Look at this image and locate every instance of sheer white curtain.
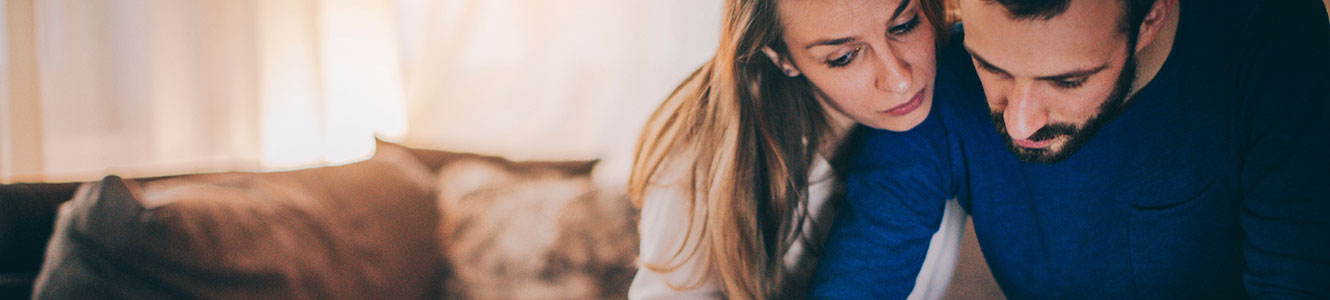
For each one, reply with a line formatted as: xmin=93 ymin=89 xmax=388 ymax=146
xmin=2 ymin=0 xmax=408 ymax=183
xmin=396 ymin=0 xmax=719 ymax=158
xmin=1 ymin=0 xmax=720 ymax=184
xmin=395 ymin=0 xmax=720 ymax=187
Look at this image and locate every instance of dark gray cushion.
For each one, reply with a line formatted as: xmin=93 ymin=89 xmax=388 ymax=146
xmin=0 ymin=182 xmax=80 ymax=299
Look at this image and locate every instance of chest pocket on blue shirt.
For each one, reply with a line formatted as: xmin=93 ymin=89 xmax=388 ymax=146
xmin=1127 ymin=172 xmax=1243 ymax=299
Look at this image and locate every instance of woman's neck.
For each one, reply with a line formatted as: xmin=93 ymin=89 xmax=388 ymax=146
xmin=818 ymin=102 xmax=856 ymax=160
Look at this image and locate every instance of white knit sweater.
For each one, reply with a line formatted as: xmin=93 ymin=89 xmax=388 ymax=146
xmin=629 ymin=156 xmax=967 ymax=299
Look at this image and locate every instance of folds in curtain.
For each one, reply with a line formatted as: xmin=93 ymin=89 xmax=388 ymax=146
xmin=0 ymin=0 xmax=407 ymax=183
xmin=2 ymin=0 xmax=722 ymax=184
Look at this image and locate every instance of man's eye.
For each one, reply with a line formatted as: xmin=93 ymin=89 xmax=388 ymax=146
xmin=889 ymin=15 xmax=922 ymax=36
xmin=1052 ymin=79 xmax=1086 ymax=89
xmin=976 ymin=62 xmax=1011 ymax=79
xmin=827 ymin=48 xmax=860 ymax=68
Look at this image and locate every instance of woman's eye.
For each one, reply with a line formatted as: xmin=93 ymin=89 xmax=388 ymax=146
xmin=827 ymin=48 xmax=860 ymax=68
xmin=889 ymin=15 xmax=922 ymax=36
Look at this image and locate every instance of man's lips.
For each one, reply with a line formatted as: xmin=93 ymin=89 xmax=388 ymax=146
xmin=1014 ymin=138 xmax=1053 ymax=149
xmin=882 ymin=88 xmax=925 ymax=116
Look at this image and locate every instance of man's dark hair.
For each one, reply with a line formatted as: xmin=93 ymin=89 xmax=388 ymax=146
xmin=985 ymin=0 xmax=1158 ymax=38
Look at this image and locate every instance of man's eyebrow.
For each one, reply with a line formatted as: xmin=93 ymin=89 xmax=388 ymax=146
xmin=965 ymin=45 xmax=1009 ymax=75
xmin=804 ymin=0 xmax=913 ymax=50
xmin=1034 ymin=64 xmax=1109 ymax=81
xmin=965 ymin=44 xmax=1109 ymax=80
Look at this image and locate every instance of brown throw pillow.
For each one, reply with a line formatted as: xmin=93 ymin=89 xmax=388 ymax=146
xmin=32 ymin=144 xmax=444 ymax=300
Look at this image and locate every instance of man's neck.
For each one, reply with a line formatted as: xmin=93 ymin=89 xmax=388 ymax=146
xmin=1130 ymin=1 xmax=1181 ymax=97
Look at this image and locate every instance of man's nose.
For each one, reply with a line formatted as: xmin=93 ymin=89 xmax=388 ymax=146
xmin=1004 ymin=81 xmax=1047 ymax=140
xmin=875 ymin=46 xmax=913 ymax=94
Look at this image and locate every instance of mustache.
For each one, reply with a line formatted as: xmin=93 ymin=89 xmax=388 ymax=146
xmin=989 ymin=111 xmax=1080 ymax=142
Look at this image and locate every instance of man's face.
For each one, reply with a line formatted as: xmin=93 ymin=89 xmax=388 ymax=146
xmin=960 ymin=0 xmax=1137 ymax=164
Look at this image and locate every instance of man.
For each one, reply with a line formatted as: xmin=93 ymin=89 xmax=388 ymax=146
xmin=810 ymin=0 xmax=1330 ymax=298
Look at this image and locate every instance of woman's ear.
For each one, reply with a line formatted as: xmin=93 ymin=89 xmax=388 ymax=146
xmin=761 ymin=47 xmax=802 ymax=77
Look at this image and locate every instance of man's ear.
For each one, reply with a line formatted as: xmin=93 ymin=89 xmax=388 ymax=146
xmin=761 ymin=47 xmax=802 ymax=77
xmin=1133 ymin=0 xmax=1175 ymax=53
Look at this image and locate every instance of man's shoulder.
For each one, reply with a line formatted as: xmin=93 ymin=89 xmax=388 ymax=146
xmin=846 ymin=108 xmax=966 ymax=201
xmin=1181 ymin=0 xmax=1327 ymax=39
xmin=849 ymin=115 xmax=950 ymax=170
xmin=937 ymin=26 xmax=978 ymax=85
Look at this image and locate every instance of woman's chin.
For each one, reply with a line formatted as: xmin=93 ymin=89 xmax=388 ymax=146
xmin=865 ymin=99 xmax=932 ymax=132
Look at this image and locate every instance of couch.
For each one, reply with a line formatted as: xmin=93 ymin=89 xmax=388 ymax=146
xmin=0 ymin=141 xmax=999 ymax=299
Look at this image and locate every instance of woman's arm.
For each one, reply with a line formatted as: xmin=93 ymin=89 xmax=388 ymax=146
xmin=906 ymin=198 xmax=967 ymax=300
xmin=629 ymin=178 xmax=724 ymax=300
xmin=809 ymin=120 xmax=959 ymax=299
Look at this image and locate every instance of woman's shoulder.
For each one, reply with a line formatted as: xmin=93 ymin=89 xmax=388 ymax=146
xmin=631 ymin=153 xmax=724 ymax=299
xmin=808 ymin=154 xmax=837 ymax=185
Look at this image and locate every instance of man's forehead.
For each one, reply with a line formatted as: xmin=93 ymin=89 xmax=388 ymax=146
xmin=959 ymin=0 xmax=1123 ymax=18
xmin=959 ymin=0 xmax=1126 ymax=76
xmin=959 ymin=0 xmax=1124 ymax=34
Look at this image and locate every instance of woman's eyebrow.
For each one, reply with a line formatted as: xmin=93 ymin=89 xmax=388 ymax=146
xmin=805 ymin=37 xmax=858 ymax=49
xmin=889 ymin=0 xmax=914 ymax=23
xmin=804 ymin=0 xmax=914 ymax=50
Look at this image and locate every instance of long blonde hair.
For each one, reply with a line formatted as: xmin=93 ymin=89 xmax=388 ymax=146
xmin=628 ymin=0 xmax=950 ymax=298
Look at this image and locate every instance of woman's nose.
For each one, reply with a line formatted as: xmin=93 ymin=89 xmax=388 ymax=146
xmin=875 ymin=46 xmax=913 ymax=94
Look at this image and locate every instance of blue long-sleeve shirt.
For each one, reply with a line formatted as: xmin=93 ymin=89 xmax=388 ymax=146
xmin=810 ymin=0 xmax=1330 ymax=298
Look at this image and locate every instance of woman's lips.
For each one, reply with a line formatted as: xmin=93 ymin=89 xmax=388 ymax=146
xmin=882 ymin=88 xmax=925 ymax=117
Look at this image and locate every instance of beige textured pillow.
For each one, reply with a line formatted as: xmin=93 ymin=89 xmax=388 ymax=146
xmin=435 ymin=157 xmax=638 ymax=299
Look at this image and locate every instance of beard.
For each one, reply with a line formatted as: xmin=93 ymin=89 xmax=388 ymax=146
xmin=989 ymin=48 xmax=1138 ymax=164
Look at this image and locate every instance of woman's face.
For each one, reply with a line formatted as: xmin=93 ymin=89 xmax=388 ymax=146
xmin=770 ymin=0 xmax=937 ymax=132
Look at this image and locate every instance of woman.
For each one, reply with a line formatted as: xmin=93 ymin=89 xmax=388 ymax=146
xmin=627 ymin=0 xmax=967 ymax=299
